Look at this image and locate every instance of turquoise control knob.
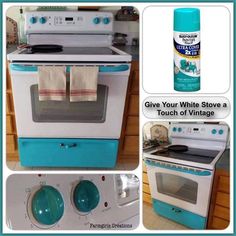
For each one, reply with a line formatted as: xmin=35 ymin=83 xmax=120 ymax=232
xmin=29 ymin=17 xmax=37 ymax=24
xmin=219 ymin=129 xmax=224 ymax=135
xmin=93 ymin=17 xmax=100 ymax=24
xmin=73 ymin=180 xmax=100 ymax=212
xmin=178 ymin=127 xmax=182 ymax=132
xmin=39 ymin=17 xmax=46 ymax=24
xmin=31 ymin=186 xmax=64 ymax=226
xmin=103 ymin=17 xmax=110 ymax=24
xmin=172 ymin=127 xmax=177 ymax=132
xmin=211 ymin=129 xmax=217 ymax=134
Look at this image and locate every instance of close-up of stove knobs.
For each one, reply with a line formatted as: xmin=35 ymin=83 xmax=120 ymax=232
xmin=31 ymin=186 xmax=64 ymax=226
xmin=73 ymin=180 xmax=100 ymax=212
xmin=39 ymin=17 xmax=47 ymax=24
xmin=29 ymin=16 xmax=37 ymax=24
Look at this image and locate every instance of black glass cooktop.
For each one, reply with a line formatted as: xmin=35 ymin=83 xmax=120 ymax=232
xmin=152 ymin=147 xmax=220 ymax=164
xmin=19 ymin=47 xmax=119 ymax=55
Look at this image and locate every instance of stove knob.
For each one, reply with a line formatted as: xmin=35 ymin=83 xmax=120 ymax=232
xmin=39 ymin=17 xmax=47 ymax=24
xmin=31 ymin=186 xmax=64 ymax=226
xmin=178 ymin=127 xmax=182 ymax=132
xmin=93 ymin=17 xmax=100 ymax=24
xmin=219 ymin=129 xmax=224 ymax=135
xmin=211 ymin=129 xmax=217 ymax=135
xmin=29 ymin=16 xmax=37 ymax=24
xmin=73 ymin=180 xmax=100 ymax=212
xmin=172 ymin=127 xmax=177 ymax=132
xmin=103 ymin=17 xmax=110 ymax=24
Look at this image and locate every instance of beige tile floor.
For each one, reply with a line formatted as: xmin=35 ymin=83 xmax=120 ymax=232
xmin=143 ymin=202 xmax=189 ymax=230
xmin=7 ymin=160 xmax=138 ymax=171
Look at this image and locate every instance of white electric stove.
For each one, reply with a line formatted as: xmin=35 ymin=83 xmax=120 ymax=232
xmin=7 ymin=11 xmax=132 ymax=168
xmin=6 ymin=174 xmax=139 ymax=230
xmin=144 ymin=123 xmax=229 ymax=229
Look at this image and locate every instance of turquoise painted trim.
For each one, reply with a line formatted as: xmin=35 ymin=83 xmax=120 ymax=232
xmin=10 ymin=64 xmax=37 ymax=72
xmin=152 ymin=198 xmax=207 ymax=229
xmin=18 ymin=138 xmax=118 ymax=168
xmin=145 ymin=159 xmax=212 ymax=176
xmin=99 ymin=64 xmax=129 ymax=72
xmin=10 ymin=64 xmax=129 ymax=72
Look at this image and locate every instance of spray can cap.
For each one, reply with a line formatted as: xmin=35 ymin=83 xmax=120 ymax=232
xmin=174 ymin=8 xmax=200 ymax=32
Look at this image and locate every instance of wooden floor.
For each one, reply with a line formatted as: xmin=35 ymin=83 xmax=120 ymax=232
xmin=7 ymin=159 xmax=138 ymax=171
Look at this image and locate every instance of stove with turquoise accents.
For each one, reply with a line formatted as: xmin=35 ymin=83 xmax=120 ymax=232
xmin=143 ymin=123 xmax=229 ymax=229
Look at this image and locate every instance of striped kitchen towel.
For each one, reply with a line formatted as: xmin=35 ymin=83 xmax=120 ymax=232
xmin=38 ymin=66 xmax=66 ymax=101
xmin=70 ymin=66 xmax=99 ymax=102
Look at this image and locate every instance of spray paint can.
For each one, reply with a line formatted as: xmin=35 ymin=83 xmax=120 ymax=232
xmin=174 ymin=8 xmax=200 ymax=91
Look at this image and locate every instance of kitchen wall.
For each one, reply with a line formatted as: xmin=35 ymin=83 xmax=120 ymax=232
xmin=114 ymin=21 xmax=139 ymax=45
xmin=6 ymin=6 xmax=139 ymax=46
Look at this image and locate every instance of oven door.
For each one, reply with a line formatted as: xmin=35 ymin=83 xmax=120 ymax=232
xmin=10 ymin=63 xmax=130 ymax=138
xmin=145 ymin=159 xmax=213 ymax=217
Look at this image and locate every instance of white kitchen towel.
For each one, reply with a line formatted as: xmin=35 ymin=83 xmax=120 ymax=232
xmin=70 ymin=66 xmax=99 ymax=102
xmin=38 ymin=66 xmax=66 ymax=101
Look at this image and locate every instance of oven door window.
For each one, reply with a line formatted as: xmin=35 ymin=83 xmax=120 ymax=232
xmin=31 ymin=84 xmax=108 ymax=123
xmin=156 ymin=173 xmax=198 ymax=204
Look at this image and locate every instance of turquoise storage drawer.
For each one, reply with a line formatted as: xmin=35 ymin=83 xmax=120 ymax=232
xmin=18 ymin=138 xmax=118 ymax=168
xmin=152 ymin=199 xmax=206 ymax=229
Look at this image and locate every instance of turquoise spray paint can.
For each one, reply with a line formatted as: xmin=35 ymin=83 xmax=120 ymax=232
xmin=174 ymin=8 xmax=200 ymax=91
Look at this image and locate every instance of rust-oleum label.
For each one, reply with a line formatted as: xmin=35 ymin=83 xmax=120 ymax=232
xmin=174 ymin=31 xmax=200 ymax=92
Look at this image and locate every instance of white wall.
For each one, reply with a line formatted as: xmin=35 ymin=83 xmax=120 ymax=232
xmin=6 ymin=6 xmax=77 ymax=22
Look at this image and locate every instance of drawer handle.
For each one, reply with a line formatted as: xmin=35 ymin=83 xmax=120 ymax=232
xmin=172 ymin=207 xmax=182 ymax=213
xmin=60 ymin=143 xmax=77 ymax=148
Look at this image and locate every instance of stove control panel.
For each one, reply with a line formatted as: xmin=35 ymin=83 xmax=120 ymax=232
xmin=6 ymin=174 xmax=139 ymax=230
xmin=25 ymin=11 xmax=113 ymax=34
xmin=170 ymin=123 xmax=229 ymax=142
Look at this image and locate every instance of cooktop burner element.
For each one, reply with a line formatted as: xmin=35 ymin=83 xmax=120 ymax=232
xmin=20 ymin=47 xmax=119 ymax=55
xmin=30 ymin=44 xmax=63 ymax=53
xmin=167 ymin=145 xmax=188 ymax=152
xmin=152 ymin=147 xmax=220 ymax=164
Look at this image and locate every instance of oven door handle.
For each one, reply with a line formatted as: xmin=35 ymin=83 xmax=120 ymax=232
xmin=145 ymin=159 xmax=212 ymax=176
xmin=10 ymin=64 xmax=129 ymax=73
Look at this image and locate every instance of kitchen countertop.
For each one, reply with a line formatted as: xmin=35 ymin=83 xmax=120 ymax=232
xmin=216 ymin=149 xmax=229 ymax=172
xmin=6 ymin=44 xmax=18 ymax=54
xmin=115 ymin=45 xmax=139 ymax=61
